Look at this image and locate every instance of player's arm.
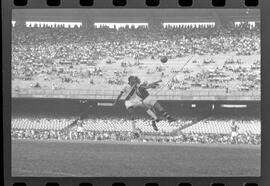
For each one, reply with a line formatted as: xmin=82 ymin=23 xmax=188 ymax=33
xmin=141 ymin=80 xmax=162 ymax=89
xmin=113 ymin=90 xmax=124 ymax=106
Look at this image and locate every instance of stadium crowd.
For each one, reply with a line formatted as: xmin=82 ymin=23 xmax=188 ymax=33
xmin=12 ymin=22 xmax=260 ymax=92
xmin=11 ymin=114 xmax=261 ymax=145
xmin=11 ymin=116 xmax=194 ymax=133
xmin=12 ymin=22 xmax=260 ymax=61
xmin=169 ymin=58 xmax=260 ymax=91
xmin=11 ymin=128 xmax=261 ymax=145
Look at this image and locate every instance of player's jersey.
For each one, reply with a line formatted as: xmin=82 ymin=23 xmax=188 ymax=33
xmin=77 ymin=121 xmax=85 ymax=132
xmin=122 ymin=85 xmax=139 ymax=100
xmin=136 ymin=85 xmax=150 ymax=100
xmin=231 ymin=125 xmax=239 ymax=132
xmin=77 ymin=126 xmax=85 ymax=132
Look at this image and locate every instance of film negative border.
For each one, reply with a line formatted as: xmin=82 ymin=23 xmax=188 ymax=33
xmin=9 ymin=0 xmax=260 ymax=8
xmin=11 ymin=0 xmax=260 ymax=7
xmin=2 ymin=0 xmax=269 ymax=186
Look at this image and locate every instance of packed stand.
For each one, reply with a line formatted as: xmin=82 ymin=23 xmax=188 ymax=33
xmin=167 ymin=57 xmax=260 ymax=92
xmin=181 ymin=116 xmax=260 ymax=134
xmin=11 ymin=115 xmax=261 ymax=145
xmin=12 ymin=22 xmax=260 ymax=93
xmin=12 ymin=115 xmax=193 ymax=133
xmin=11 ymin=128 xmax=261 ymax=145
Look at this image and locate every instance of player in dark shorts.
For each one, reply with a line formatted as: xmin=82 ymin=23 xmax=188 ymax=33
xmin=114 ymin=75 xmax=176 ymax=132
xmin=135 ymin=76 xmax=176 ymax=127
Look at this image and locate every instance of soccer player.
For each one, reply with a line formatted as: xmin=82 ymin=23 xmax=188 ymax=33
xmin=230 ymin=121 xmax=239 ymax=144
xmin=76 ymin=120 xmax=85 ymax=140
xmin=135 ymin=76 xmax=176 ymax=123
xmin=113 ymin=75 xmax=176 ymax=132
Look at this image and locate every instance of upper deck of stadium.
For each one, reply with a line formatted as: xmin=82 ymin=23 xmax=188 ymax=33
xmin=11 ymin=9 xmax=260 ymax=101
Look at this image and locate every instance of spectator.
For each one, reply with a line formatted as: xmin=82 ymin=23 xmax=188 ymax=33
xmin=12 ymin=22 xmax=260 ymax=93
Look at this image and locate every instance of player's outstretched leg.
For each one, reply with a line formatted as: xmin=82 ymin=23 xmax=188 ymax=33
xmin=153 ymin=102 xmax=176 ymax=122
xmin=145 ymin=108 xmax=160 ymax=131
xmin=151 ymin=120 xmax=159 ymax=131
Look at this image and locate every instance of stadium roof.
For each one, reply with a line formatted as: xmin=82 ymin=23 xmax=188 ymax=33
xmin=13 ymin=9 xmax=260 ymax=22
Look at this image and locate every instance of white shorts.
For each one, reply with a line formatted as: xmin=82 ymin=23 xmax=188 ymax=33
xmin=77 ymin=126 xmax=85 ymax=133
xmin=125 ymin=96 xmax=158 ymax=110
xmin=231 ymin=132 xmax=238 ymax=137
xmin=143 ymin=96 xmax=157 ymax=108
xmin=125 ymin=98 xmax=143 ymax=109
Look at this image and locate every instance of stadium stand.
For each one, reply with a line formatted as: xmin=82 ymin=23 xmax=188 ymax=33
xmin=81 ymin=118 xmax=193 ymax=133
xmin=12 ymin=117 xmax=73 ymax=130
xmin=181 ymin=117 xmax=260 ymax=134
xmin=11 ymin=116 xmax=193 ymax=133
xmin=11 ymin=11 xmax=261 ymax=145
xmin=12 ymin=22 xmax=260 ymax=97
xmin=11 ymin=113 xmax=261 ymax=145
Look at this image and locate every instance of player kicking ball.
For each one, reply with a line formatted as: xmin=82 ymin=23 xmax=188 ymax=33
xmin=113 ymin=75 xmax=176 ymax=134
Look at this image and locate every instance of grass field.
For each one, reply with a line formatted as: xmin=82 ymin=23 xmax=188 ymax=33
xmin=12 ymin=139 xmax=260 ymax=177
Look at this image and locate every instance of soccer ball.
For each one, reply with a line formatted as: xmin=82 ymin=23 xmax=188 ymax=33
xmin=160 ymin=56 xmax=168 ymax=63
